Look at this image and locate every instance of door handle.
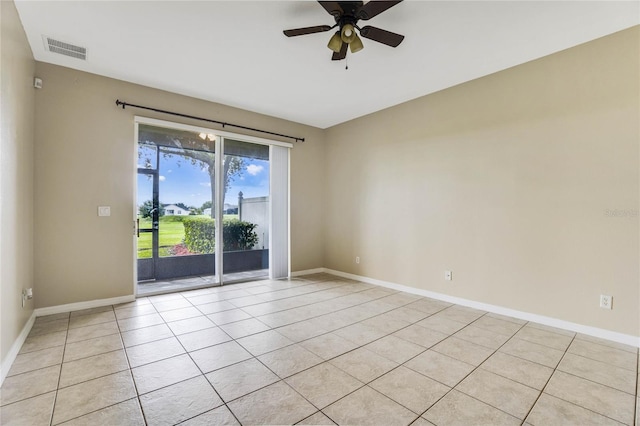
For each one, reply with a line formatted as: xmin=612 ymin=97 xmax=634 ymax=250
xmin=136 ymin=218 xmax=140 ymax=237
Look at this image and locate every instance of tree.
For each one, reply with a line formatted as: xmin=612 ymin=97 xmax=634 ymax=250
xmin=138 ymin=200 xmax=165 ymax=218
xmin=138 ymin=130 xmax=244 ymax=218
xmin=201 ymin=201 xmax=212 ymax=210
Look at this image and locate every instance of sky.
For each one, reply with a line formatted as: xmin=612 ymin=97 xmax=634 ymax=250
xmin=137 ymin=151 xmax=270 ymax=210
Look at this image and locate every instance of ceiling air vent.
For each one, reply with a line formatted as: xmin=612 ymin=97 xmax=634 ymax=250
xmin=43 ymin=36 xmax=87 ymax=60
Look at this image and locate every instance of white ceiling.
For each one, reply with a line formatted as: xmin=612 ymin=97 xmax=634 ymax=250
xmin=15 ymin=1 xmax=639 ymax=129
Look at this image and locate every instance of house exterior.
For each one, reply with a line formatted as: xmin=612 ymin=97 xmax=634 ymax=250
xmin=203 ymin=204 xmax=238 ymax=217
xmin=163 ymin=204 xmax=190 ymax=216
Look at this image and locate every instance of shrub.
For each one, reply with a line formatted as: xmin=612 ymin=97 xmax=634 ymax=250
xmin=183 ymin=217 xmax=259 ymax=254
xmin=183 ymin=217 xmax=215 ymax=254
xmin=223 ymin=219 xmax=259 ymax=251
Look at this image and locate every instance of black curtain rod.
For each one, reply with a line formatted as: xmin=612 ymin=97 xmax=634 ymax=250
xmin=115 ymin=99 xmax=305 ymax=143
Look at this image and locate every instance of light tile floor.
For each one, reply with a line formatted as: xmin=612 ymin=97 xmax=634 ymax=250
xmin=1 ymin=273 xmax=638 ymax=425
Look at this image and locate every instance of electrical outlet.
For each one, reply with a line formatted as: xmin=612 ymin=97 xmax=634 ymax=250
xmin=21 ymin=288 xmax=33 ymax=308
xmin=355 ymin=256 xmax=360 ymax=264
xmin=599 ymin=294 xmax=612 ymax=310
xmin=445 ymin=270 xmax=452 ymax=281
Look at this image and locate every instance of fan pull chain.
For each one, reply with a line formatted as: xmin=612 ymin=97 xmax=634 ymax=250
xmin=345 ymin=57 xmax=349 ymax=70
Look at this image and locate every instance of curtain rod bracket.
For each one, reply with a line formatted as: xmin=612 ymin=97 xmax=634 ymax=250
xmin=114 ymin=99 xmax=304 ymax=143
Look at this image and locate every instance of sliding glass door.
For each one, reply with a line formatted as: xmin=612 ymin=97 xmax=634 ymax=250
xmin=135 ymin=119 xmax=289 ymax=295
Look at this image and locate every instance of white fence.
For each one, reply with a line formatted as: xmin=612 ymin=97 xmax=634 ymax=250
xmin=238 ymin=193 xmax=269 ymax=250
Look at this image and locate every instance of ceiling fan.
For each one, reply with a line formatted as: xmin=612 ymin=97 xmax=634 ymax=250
xmin=283 ymin=1 xmax=405 ymax=61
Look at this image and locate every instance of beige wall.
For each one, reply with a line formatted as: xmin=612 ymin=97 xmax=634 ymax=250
xmin=33 ymin=63 xmax=325 ymax=308
xmin=325 ymin=27 xmax=639 ymax=336
xmin=1 ymin=1 xmax=36 ymax=364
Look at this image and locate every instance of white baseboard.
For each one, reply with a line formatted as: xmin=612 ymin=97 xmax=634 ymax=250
xmin=34 ymin=294 xmax=135 ymax=317
xmin=1 ymin=311 xmax=36 ymax=386
xmin=298 ymin=268 xmax=640 ymax=348
xmin=291 ymin=268 xmax=326 ymax=277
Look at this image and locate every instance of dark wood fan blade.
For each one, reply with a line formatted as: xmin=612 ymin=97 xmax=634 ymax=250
xmin=284 ymin=25 xmax=332 ymax=37
xmin=359 ymin=25 xmax=404 ymax=47
xmin=331 ymin=41 xmax=348 ymax=60
xmin=357 ymin=0 xmax=403 ymax=20
xmin=318 ymin=1 xmax=343 ymax=17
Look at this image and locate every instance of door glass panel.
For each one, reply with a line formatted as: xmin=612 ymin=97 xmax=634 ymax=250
xmin=158 ymin=145 xmax=215 ymax=258
xmin=222 ymin=139 xmax=270 ymax=282
xmin=137 ymin=125 xmax=218 ymax=291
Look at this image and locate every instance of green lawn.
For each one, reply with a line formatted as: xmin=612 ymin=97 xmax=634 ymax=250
xmin=138 ymin=218 xmax=186 ymax=258
xmin=137 ymin=214 xmax=239 ymax=258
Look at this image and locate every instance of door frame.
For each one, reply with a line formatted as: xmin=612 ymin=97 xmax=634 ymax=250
xmin=133 ymin=116 xmax=292 ymax=297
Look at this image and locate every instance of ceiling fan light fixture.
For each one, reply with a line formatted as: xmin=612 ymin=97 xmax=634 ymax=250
xmin=341 ymin=24 xmax=356 ymax=44
xmin=284 ymin=0 xmax=405 ymax=61
xmin=350 ymin=33 xmax=364 ymax=53
xmin=327 ymin=31 xmax=343 ymax=52
xmin=199 ymin=132 xmax=215 ymax=141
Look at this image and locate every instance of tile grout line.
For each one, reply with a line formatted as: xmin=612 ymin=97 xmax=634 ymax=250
xmin=262 ymin=290 xmax=417 ymax=342
xmin=113 ymin=304 xmax=151 ymax=426
xmin=635 ymin=352 xmax=639 ymax=426
xmin=131 ymin=305 xmax=216 ymax=425
xmin=413 ymin=312 xmax=530 ymax=424
xmin=47 ymin=311 xmax=70 ymax=426
xmin=54 ymin=305 xmax=150 ymax=425
xmin=155 ymin=293 xmax=248 ymax=426
xmin=48 ymin=306 xmax=147 ymax=426
xmin=185 ymin=282 xmax=361 ymax=424
xmin=280 ymin=307 xmax=491 ymax=423
xmin=557 ymin=352 xmax=639 ymax=390
xmin=175 ymin=278 xmax=375 ymax=329
xmin=520 ymin=334 xmax=636 ymax=425
xmin=301 ymin=308 xmax=523 ymax=423
xmin=165 ymin=278 xmax=413 ymax=422
xmin=519 ymin=333 xmax=576 ymax=424
xmin=543 ymin=369 xmax=639 ymax=421
xmin=226 ymin=284 xmax=376 ymax=420
xmin=151 ymin=284 xmax=324 ymax=424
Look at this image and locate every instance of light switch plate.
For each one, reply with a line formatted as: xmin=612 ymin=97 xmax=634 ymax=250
xmin=98 ymin=206 xmax=111 ymax=217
